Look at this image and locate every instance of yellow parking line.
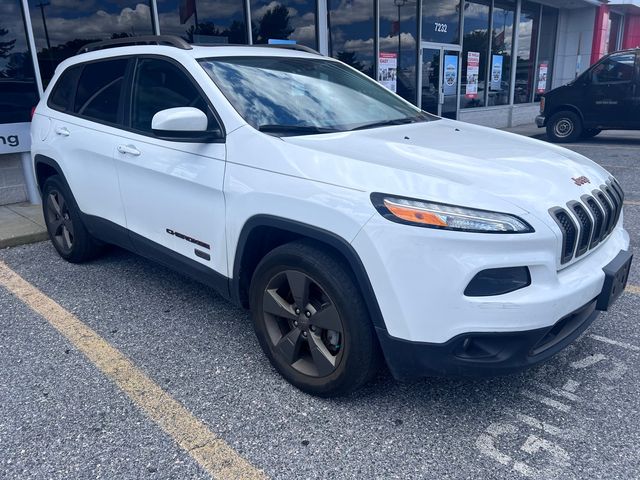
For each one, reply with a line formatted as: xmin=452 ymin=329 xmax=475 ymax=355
xmin=0 ymin=261 xmax=266 ymax=480
xmin=628 ymin=284 xmax=640 ymax=296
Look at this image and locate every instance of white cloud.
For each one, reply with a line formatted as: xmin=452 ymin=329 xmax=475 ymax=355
xmin=30 ymin=3 xmax=153 ymax=46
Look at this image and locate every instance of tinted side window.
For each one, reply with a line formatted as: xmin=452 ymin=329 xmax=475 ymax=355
xmin=131 ymin=58 xmax=212 ymax=133
xmin=75 ymin=59 xmax=128 ymax=124
xmin=49 ymin=66 xmax=82 ymax=112
xmin=592 ymin=53 xmax=636 ymax=84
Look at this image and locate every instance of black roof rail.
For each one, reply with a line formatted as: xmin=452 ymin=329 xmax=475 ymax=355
xmin=263 ymin=44 xmax=322 ymax=55
xmin=78 ymin=35 xmax=192 ymax=55
xmin=190 ymin=42 xmax=323 ymax=56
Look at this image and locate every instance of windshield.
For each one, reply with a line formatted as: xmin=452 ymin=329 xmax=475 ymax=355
xmin=198 ymin=56 xmax=435 ymax=135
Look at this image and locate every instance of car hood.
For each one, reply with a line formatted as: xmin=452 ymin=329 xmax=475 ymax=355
xmin=281 ymin=119 xmax=613 ymax=216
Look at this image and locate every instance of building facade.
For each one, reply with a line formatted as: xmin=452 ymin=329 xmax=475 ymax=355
xmin=1 ymin=0 xmax=639 ymax=205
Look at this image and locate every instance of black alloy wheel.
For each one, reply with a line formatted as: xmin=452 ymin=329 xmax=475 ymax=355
xmin=250 ymin=241 xmax=381 ymax=396
xmin=42 ymin=175 xmax=102 ymax=263
xmin=45 ymin=188 xmax=75 ymax=255
xmin=262 ymin=269 xmax=344 ymax=377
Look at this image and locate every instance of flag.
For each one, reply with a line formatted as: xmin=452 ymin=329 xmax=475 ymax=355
xmin=179 ymin=0 xmax=196 ymax=24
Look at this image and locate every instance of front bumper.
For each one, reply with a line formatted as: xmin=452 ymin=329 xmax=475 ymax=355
xmin=536 ymin=115 xmax=547 ymax=128
xmin=377 ymin=298 xmax=599 ymax=379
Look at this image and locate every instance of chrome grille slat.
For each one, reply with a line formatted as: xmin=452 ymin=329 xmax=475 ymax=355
xmin=604 ymin=184 xmax=622 ymax=228
xmin=568 ymin=202 xmax=592 ymax=258
xmin=583 ymin=195 xmax=605 ymax=248
xmin=595 ymin=190 xmax=614 ymax=235
xmin=550 ymin=179 xmax=624 ymax=265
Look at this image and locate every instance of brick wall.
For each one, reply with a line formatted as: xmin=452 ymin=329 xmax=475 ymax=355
xmin=0 ymin=154 xmax=28 ymax=205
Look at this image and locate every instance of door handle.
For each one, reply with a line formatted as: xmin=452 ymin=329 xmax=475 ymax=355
xmin=55 ymin=126 xmax=70 ymax=137
xmin=117 ymin=144 xmax=141 ymax=156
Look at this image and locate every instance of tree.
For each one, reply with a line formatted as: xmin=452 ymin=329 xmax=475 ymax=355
xmin=185 ymin=21 xmax=224 ymax=43
xmin=336 ymin=51 xmax=365 ymax=72
xmin=0 ymin=27 xmax=16 ymax=59
xmin=255 ymin=5 xmax=294 ymax=44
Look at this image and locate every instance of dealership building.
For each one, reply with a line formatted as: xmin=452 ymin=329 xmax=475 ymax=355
xmin=1 ymin=0 xmax=639 ymax=206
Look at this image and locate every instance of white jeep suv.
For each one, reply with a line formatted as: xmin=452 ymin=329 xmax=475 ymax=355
xmin=31 ymin=36 xmax=632 ymax=396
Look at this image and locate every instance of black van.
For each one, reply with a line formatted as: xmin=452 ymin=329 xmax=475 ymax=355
xmin=536 ymin=48 xmax=639 ymax=143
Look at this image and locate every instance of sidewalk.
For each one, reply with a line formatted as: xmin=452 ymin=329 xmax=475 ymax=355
xmin=0 ymin=203 xmax=48 ymax=249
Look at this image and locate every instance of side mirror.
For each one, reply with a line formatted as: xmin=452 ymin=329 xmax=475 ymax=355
xmin=152 ymin=107 xmax=208 ymax=133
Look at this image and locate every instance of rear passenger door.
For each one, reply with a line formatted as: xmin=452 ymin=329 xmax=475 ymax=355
xmin=47 ymin=58 xmax=130 ymax=232
xmin=114 ymin=56 xmax=228 ymax=282
xmin=584 ymin=51 xmax=637 ymax=128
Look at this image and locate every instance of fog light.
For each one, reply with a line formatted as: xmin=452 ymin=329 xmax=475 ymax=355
xmin=464 ymin=267 xmax=531 ymax=297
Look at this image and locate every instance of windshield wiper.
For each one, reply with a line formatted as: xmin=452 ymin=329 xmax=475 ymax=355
xmin=349 ymin=116 xmax=425 ymax=131
xmin=258 ymin=124 xmax=340 ymax=136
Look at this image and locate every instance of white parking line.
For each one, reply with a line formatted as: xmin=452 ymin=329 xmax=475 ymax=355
xmin=570 ymin=353 xmax=607 ymax=369
xmin=588 ymin=334 xmax=640 ymax=352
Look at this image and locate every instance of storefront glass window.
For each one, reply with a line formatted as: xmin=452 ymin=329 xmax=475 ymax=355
xmin=0 ymin=0 xmax=39 ymax=123
xmin=379 ymin=0 xmax=419 ymax=103
xmin=461 ymin=0 xmax=490 ymax=109
xmin=328 ymin=0 xmax=375 ymax=77
xmin=534 ymin=6 xmax=558 ymax=102
xmin=422 ymin=0 xmax=461 ymax=44
xmin=514 ymin=1 xmax=540 ymax=104
xmin=487 ymin=0 xmax=514 ymax=107
xmin=28 ymin=0 xmax=153 ymax=86
xmin=251 ymin=0 xmax=316 ymax=48
xmin=157 ymin=0 xmax=247 ymax=45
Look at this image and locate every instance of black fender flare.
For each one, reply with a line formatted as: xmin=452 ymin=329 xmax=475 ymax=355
xmin=231 ymin=214 xmax=388 ymax=331
xmin=33 ymin=154 xmax=68 ymax=193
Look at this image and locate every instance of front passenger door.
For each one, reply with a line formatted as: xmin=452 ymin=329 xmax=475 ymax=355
xmin=114 ymin=57 xmax=228 ymax=284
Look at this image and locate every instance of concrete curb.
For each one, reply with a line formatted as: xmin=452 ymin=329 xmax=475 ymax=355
xmin=0 ymin=203 xmax=48 ymax=249
xmin=0 ymin=231 xmax=49 ymax=250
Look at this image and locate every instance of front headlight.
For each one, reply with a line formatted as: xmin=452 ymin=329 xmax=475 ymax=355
xmin=371 ymin=193 xmax=534 ymax=233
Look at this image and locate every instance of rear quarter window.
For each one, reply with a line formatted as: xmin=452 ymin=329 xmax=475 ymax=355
xmin=48 ymin=65 xmax=82 ymax=113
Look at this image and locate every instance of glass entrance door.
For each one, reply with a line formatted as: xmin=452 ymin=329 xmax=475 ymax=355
xmin=420 ymin=46 xmax=460 ymax=119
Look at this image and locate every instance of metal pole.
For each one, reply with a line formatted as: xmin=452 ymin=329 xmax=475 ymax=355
xmin=21 ymin=0 xmax=44 ymax=96
xmin=317 ymin=0 xmax=328 ymax=54
xmin=20 ymin=0 xmax=42 ymax=203
xmin=150 ymin=0 xmax=161 ymax=35
xmin=245 ymin=0 xmax=252 ymax=44
xmin=508 ymin=0 xmax=521 ymax=107
xmin=36 ymin=1 xmax=50 ymax=50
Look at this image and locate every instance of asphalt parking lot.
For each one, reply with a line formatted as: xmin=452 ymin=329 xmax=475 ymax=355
xmin=1 ymin=132 xmax=639 ymax=480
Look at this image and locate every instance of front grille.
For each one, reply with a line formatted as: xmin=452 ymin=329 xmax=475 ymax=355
xmin=550 ymin=179 xmax=624 ymax=265
xmin=550 ymin=208 xmax=578 ymax=264
xmin=568 ymin=202 xmax=592 ymax=258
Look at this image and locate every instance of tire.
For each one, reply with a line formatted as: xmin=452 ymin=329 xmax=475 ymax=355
xmin=546 ymin=111 xmax=582 ymax=143
xmin=42 ymin=175 xmax=102 ymax=263
xmin=582 ymin=128 xmax=602 ymax=139
xmin=249 ymin=240 xmax=381 ymax=397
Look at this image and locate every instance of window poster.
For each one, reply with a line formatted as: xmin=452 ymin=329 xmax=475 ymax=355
xmin=537 ymin=63 xmax=548 ymax=93
xmin=378 ymin=53 xmax=398 ymax=92
xmin=443 ymin=55 xmax=458 ymax=96
xmin=491 ymin=55 xmax=503 ymax=91
xmin=466 ymin=52 xmax=480 ymax=98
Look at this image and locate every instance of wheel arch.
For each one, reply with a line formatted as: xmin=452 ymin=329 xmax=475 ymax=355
xmin=548 ymin=104 xmax=585 ymax=124
xmin=231 ymin=215 xmax=387 ymax=331
xmin=34 ymin=154 xmax=67 ymax=193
